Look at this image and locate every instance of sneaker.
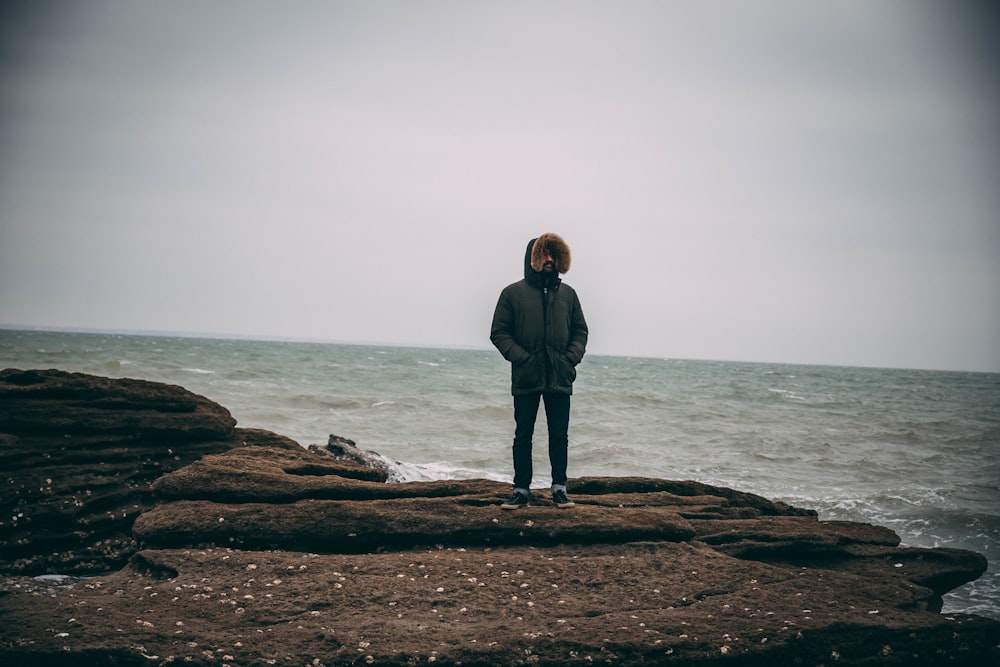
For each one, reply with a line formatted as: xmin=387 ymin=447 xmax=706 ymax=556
xmin=552 ymin=489 xmax=575 ymax=508
xmin=501 ymin=492 xmax=530 ymax=510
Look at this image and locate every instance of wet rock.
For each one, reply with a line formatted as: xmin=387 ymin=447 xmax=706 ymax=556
xmin=306 ymin=432 xmax=394 ymax=481
xmin=1 ymin=369 xmax=998 ymax=665
xmin=3 ymin=543 xmax=997 ymax=666
xmin=0 ymin=369 xmax=284 ymax=575
xmin=137 ymin=444 xmax=990 ymax=614
xmin=0 ymin=368 xmax=236 ymax=438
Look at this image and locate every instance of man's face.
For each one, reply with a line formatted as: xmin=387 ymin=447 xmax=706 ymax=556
xmin=542 ymin=249 xmax=555 ymax=273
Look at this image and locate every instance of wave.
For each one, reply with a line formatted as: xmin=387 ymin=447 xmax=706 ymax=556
xmin=766 ymin=388 xmax=807 ymax=402
xmin=278 ymin=394 xmax=366 ymax=411
xmin=390 ymin=460 xmax=508 ymax=484
xmin=459 ymin=405 xmax=510 ymax=419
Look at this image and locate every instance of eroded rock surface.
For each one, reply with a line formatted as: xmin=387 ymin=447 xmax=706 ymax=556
xmin=1 ymin=369 xmax=997 ymax=666
xmin=0 ymin=369 xmax=295 ymax=574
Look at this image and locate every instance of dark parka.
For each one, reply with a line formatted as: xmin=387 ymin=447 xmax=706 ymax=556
xmin=491 ymin=235 xmax=589 ymax=396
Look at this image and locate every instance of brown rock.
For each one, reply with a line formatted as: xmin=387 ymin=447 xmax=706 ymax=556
xmin=2 ymin=543 xmax=997 ymax=666
xmin=0 ymin=368 xmax=236 ymax=438
xmin=1 ymin=370 xmax=998 ymax=665
xmin=0 ymin=369 xmax=288 ymax=575
xmin=133 ymin=496 xmax=697 ymax=552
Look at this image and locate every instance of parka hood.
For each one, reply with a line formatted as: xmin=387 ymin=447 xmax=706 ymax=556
xmin=523 ymin=233 xmax=571 ymax=282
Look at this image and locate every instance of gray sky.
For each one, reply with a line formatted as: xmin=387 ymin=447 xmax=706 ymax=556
xmin=2 ymin=1 xmax=998 ymax=372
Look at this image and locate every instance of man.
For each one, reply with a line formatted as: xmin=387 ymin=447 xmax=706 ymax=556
xmin=490 ymin=233 xmax=589 ymax=509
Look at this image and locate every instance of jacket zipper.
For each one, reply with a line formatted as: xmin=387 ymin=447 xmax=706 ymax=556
xmin=542 ymin=286 xmax=550 ymax=388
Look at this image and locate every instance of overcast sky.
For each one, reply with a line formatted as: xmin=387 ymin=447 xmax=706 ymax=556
xmin=1 ymin=1 xmax=998 ymax=372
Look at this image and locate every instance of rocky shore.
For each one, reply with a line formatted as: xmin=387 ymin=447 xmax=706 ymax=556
xmin=1 ymin=368 xmax=998 ymax=665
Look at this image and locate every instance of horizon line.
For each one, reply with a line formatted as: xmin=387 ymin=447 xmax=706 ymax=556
xmin=2 ymin=323 xmax=994 ymax=376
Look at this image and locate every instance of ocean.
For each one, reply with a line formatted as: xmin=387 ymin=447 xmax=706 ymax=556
xmin=2 ymin=328 xmax=998 ymax=620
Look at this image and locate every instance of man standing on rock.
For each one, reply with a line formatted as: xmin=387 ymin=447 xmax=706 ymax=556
xmin=490 ymin=233 xmax=589 ymax=510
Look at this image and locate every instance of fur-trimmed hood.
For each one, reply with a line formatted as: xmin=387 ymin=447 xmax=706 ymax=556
xmin=494 ymin=234 xmax=589 ymax=394
xmin=525 ymin=233 xmax=572 ymax=276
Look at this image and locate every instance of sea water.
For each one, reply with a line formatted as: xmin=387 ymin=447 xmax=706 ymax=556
xmin=2 ymin=328 xmax=998 ymax=619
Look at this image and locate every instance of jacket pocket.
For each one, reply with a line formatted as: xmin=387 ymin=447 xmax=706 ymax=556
xmin=553 ymin=352 xmax=577 ymax=387
xmin=512 ymin=353 xmax=542 ymax=390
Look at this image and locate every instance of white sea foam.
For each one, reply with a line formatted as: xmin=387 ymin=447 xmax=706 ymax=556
xmin=390 ymin=460 xmax=507 ymax=484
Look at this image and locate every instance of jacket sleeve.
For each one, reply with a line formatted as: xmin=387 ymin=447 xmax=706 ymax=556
xmin=490 ymin=288 xmax=530 ymax=363
xmin=565 ymin=291 xmax=588 ymax=366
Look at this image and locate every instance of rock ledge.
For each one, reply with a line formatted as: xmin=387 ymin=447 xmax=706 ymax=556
xmin=1 ymin=370 xmax=997 ymax=666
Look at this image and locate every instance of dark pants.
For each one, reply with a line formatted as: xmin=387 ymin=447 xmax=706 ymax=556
xmin=512 ymin=392 xmax=571 ymax=493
